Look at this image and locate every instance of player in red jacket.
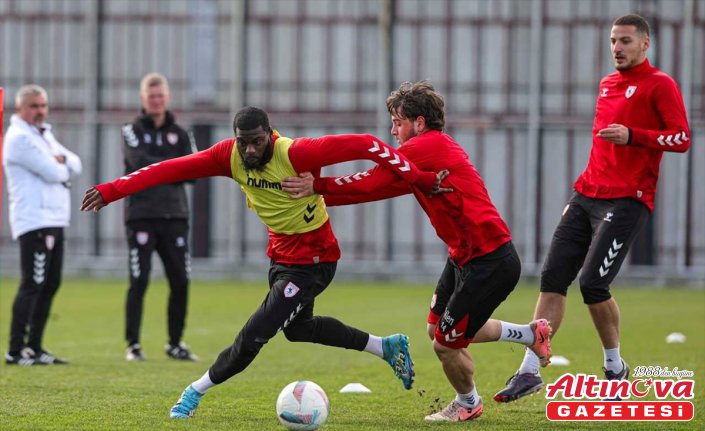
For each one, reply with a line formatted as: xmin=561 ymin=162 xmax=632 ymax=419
xmin=283 ymin=81 xmax=553 ymax=422
xmin=81 ymin=106 xmax=446 ymax=418
xmin=493 ymin=13 xmax=691 ymax=403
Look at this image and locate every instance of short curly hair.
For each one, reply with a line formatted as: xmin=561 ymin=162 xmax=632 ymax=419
xmin=385 ymin=81 xmax=445 ymax=131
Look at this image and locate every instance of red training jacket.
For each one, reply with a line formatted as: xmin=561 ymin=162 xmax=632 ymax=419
xmin=574 ymin=59 xmax=691 ymax=211
xmin=95 ymin=133 xmax=437 ymax=264
xmin=315 ymin=130 xmax=512 ymax=266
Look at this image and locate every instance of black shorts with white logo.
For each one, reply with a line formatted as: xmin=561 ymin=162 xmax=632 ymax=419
xmin=540 ymin=191 xmax=649 ymax=304
xmin=429 ymin=241 xmax=521 ymax=348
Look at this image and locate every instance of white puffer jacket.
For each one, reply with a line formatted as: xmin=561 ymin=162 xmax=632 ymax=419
xmin=3 ymin=114 xmax=82 ymax=239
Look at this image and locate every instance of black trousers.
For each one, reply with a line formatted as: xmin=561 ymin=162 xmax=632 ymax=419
xmin=209 ymin=261 xmax=369 ymax=384
xmin=540 ymin=192 xmax=649 ymax=304
xmin=125 ymin=219 xmax=190 ymax=346
xmin=9 ymin=227 xmax=65 ymax=354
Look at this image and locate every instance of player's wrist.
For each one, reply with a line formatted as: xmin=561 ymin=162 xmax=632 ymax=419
xmin=312 ymin=177 xmax=326 ymax=194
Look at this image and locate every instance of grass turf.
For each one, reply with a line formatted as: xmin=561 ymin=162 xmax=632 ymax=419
xmin=0 ymin=278 xmax=703 ymax=430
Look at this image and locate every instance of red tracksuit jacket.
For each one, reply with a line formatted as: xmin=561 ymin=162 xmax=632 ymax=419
xmin=574 ymin=59 xmax=691 ymax=211
xmin=315 ymin=130 xmax=512 ymax=266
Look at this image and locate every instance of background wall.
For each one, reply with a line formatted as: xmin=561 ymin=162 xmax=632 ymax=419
xmin=1 ymin=0 xmax=703 ymax=283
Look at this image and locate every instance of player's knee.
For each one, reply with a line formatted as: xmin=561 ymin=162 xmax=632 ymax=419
xmin=283 ymin=322 xmax=313 ymax=343
xmin=431 ymin=338 xmax=459 ymax=361
xmin=578 ymin=276 xmax=611 ymax=304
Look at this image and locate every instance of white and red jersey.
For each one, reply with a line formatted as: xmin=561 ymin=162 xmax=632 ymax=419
xmin=315 ymin=130 xmax=512 ymax=266
xmin=574 ymin=59 xmax=691 ymax=211
xmin=95 ymin=133 xmax=436 ymax=265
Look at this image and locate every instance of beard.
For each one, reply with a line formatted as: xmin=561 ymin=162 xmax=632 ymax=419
xmin=238 ymin=143 xmax=273 ymax=172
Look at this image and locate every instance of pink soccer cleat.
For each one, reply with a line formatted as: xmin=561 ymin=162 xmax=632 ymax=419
xmin=528 ymin=318 xmax=552 ymax=367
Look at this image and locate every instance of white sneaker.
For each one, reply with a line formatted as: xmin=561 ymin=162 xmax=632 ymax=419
xmin=126 ymin=344 xmax=146 ymax=361
xmin=424 ymin=399 xmax=483 ymax=422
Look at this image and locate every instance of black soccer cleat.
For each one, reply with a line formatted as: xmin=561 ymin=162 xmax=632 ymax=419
xmin=31 ymin=348 xmax=69 ymax=365
xmin=165 ymin=342 xmax=199 ymax=361
xmin=494 ymin=372 xmax=544 ymax=403
xmin=126 ymin=343 xmax=146 ymax=361
xmin=5 ymin=352 xmax=37 ymax=366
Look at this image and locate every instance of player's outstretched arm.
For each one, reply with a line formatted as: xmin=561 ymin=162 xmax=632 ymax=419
xmin=283 ymin=168 xmax=451 ymax=200
xmin=288 ymin=134 xmax=438 ymax=193
xmin=82 ymin=140 xmax=233 ymax=210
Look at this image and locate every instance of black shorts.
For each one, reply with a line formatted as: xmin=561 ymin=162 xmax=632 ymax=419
xmin=428 ymin=241 xmax=521 ymax=348
xmin=540 ymin=192 xmax=649 ymax=304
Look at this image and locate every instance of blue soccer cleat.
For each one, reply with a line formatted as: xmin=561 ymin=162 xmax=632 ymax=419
xmin=169 ymin=385 xmax=203 ymax=419
xmin=382 ymin=334 xmax=415 ymax=390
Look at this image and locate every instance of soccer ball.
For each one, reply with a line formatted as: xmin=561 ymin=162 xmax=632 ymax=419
xmin=276 ymin=380 xmax=329 ymax=430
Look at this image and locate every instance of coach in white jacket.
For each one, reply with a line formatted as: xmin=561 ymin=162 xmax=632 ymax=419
xmin=2 ymin=84 xmax=82 ymax=365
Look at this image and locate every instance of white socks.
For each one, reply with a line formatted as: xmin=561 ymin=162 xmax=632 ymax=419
xmin=364 ymin=335 xmax=384 ymax=358
xmin=603 ymin=347 xmax=622 ymax=373
xmin=499 ymin=321 xmax=534 ymax=346
xmin=455 ymin=387 xmax=480 ymax=408
xmin=518 ymin=348 xmax=541 ymax=375
xmin=191 ymin=371 xmax=216 ymax=394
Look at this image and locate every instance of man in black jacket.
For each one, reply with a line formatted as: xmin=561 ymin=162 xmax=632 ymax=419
xmin=121 ymin=73 xmax=196 ymax=361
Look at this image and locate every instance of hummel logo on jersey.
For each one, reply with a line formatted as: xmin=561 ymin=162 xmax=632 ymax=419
xmin=283 ymin=282 xmax=300 ymax=298
xmin=657 ymin=131 xmax=689 ymax=147
xmin=603 ymin=212 xmax=613 ymax=222
xmin=600 ymin=88 xmax=609 ymax=97
xmin=367 ymin=140 xmax=411 ymax=172
xmin=335 ymin=171 xmax=370 ymax=186
xmin=122 ymin=124 xmax=139 ymax=147
xmin=303 ymin=203 xmax=316 ymax=223
xmin=247 ymin=176 xmax=282 ymax=190
xmin=625 ymin=85 xmax=637 ymax=98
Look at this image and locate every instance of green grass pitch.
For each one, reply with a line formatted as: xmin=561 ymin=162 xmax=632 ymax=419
xmin=1 ymin=278 xmax=703 ymax=430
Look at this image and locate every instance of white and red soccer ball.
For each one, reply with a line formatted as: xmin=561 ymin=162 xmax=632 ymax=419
xmin=276 ymin=380 xmax=329 ymax=430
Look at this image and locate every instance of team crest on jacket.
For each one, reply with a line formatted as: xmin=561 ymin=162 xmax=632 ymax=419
xmin=625 ymin=85 xmax=637 ymax=98
xmin=136 ymin=231 xmax=149 ymax=245
xmin=167 ymin=132 xmax=179 ymax=145
xmin=283 ymin=281 xmax=300 ymax=298
xmin=45 ymin=235 xmax=55 ymax=250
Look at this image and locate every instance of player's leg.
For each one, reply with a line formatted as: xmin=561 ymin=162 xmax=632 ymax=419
xmin=278 ymin=263 xmax=414 ymax=389
xmin=426 ymin=242 xmax=520 ymax=421
xmin=426 ymin=258 xmax=456 ymax=340
xmin=495 ymin=193 xmax=593 ymax=402
xmin=26 ymin=228 xmax=68 ymax=364
xmin=280 ymin=262 xmax=367 ymax=347
xmin=464 ymin=242 xmax=551 ymax=363
xmin=155 ymin=219 xmax=196 ymax=360
xmin=124 ymin=220 xmax=156 ymax=360
xmin=170 ymin=262 xmax=332 ymax=418
xmin=578 ymin=197 xmax=648 ymax=379
xmin=6 ymin=230 xmax=46 ymax=365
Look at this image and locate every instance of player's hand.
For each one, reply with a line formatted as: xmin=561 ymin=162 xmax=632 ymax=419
xmin=54 ymin=155 xmax=66 ymax=164
xmin=597 ymin=123 xmax=629 ymax=145
xmin=430 ymin=169 xmax=453 ymax=196
xmin=80 ymin=187 xmax=107 ymax=212
xmin=282 ymin=172 xmax=316 ymax=199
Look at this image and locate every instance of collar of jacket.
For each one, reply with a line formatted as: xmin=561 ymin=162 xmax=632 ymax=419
xmin=138 ymin=110 xmax=176 ymax=130
xmin=10 ymin=114 xmax=52 ymax=135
